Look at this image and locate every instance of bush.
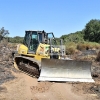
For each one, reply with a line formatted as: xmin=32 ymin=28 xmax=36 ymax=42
xmin=96 ymin=51 xmax=100 ymax=62
xmin=77 ymin=43 xmax=87 ymax=51
xmin=77 ymin=42 xmax=100 ymax=51
xmin=66 ymin=47 xmax=76 ymax=55
xmin=66 ymin=42 xmax=77 ymax=55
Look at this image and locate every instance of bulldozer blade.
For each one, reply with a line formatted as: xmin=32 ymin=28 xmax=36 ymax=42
xmin=38 ymin=59 xmax=94 ymax=82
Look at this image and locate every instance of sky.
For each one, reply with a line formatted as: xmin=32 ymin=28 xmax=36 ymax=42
xmin=0 ymin=0 xmax=100 ymax=38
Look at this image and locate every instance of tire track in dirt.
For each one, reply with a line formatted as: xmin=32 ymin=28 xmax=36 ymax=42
xmin=30 ymin=82 xmax=53 ymax=94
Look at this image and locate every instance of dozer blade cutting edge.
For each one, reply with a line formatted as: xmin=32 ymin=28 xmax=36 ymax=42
xmin=38 ymin=59 xmax=94 ymax=82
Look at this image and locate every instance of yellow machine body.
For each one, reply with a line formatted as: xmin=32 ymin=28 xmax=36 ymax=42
xmin=17 ymin=43 xmax=60 ymax=61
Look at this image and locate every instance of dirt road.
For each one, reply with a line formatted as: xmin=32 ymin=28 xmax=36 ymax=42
xmin=0 ymin=71 xmax=98 ymax=100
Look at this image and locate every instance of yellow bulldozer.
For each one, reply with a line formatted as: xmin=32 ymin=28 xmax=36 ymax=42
xmin=13 ymin=30 xmax=94 ymax=82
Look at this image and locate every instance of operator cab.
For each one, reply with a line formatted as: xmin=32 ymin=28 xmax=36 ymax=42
xmin=23 ymin=30 xmax=56 ymax=52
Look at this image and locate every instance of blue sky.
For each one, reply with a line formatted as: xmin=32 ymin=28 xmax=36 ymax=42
xmin=0 ymin=0 xmax=100 ymax=37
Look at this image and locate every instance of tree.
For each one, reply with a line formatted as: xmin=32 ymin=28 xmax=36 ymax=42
xmin=0 ymin=27 xmax=9 ymax=41
xmin=84 ymin=19 xmax=100 ymax=42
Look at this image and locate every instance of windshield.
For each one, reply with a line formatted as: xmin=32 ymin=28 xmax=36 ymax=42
xmin=29 ymin=31 xmax=38 ymax=51
xmin=32 ymin=31 xmax=38 ymax=39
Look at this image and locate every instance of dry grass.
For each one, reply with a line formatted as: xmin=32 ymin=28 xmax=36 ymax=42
xmin=76 ymin=55 xmax=97 ymax=61
xmin=66 ymin=42 xmax=77 ymax=55
xmin=77 ymin=42 xmax=100 ymax=51
xmin=65 ymin=41 xmax=100 ymax=55
xmin=7 ymin=43 xmax=18 ymax=49
xmin=0 ymin=40 xmax=18 ymax=62
xmin=66 ymin=47 xmax=76 ymax=55
xmin=0 ymin=39 xmax=8 ymax=47
xmin=77 ymin=43 xmax=88 ymax=51
xmin=96 ymin=51 xmax=100 ymax=62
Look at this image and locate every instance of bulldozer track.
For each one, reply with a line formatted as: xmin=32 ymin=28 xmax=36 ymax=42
xmin=15 ymin=57 xmax=40 ymax=78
